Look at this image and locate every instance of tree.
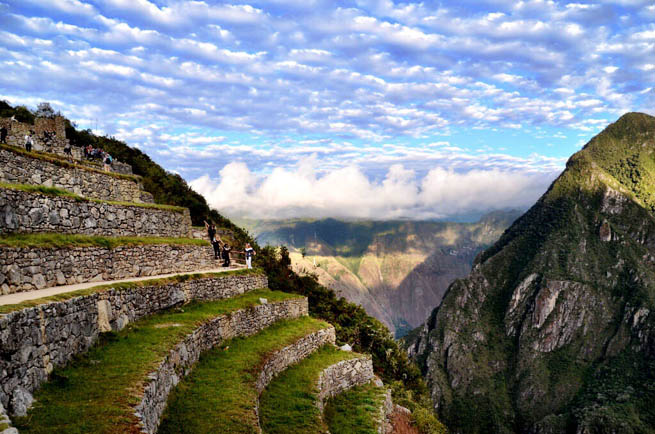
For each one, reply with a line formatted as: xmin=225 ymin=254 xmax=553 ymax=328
xmin=35 ymin=102 xmax=56 ymax=118
xmin=300 ymin=247 xmax=307 ymax=258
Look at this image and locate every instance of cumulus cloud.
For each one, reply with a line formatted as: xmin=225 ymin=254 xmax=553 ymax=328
xmin=190 ymin=157 xmax=558 ymax=220
xmin=1 ymin=0 xmax=652 ymax=221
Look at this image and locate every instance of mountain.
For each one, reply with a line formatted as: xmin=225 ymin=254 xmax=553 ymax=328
xmin=405 ymin=113 xmax=655 ymax=433
xmin=240 ymin=211 xmax=520 ymax=337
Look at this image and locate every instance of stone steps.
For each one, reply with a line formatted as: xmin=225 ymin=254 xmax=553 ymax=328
xmin=259 ymin=345 xmax=375 ymax=433
xmin=158 ymin=317 xmax=336 ymax=434
xmin=0 ymin=145 xmax=154 ymax=204
xmin=6 ymin=289 xmax=304 ymax=433
xmin=0 ymin=185 xmax=192 ymax=238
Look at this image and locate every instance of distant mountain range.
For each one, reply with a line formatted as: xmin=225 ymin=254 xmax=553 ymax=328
xmin=405 ymin=113 xmax=655 ymax=433
xmin=238 ymin=211 xmax=520 ymax=337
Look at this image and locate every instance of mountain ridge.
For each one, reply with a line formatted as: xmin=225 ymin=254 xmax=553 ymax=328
xmin=406 ymin=112 xmax=655 ymax=433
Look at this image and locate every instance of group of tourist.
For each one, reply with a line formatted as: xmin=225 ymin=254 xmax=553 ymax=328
xmin=204 ymin=221 xmax=256 ymax=269
xmin=84 ymin=145 xmax=113 ymax=171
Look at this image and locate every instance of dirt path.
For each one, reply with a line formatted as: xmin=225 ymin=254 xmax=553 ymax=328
xmin=0 ymin=265 xmax=245 ymax=306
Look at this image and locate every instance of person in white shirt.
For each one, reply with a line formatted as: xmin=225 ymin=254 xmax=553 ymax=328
xmin=244 ymin=243 xmax=256 ymax=269
xmin=24 ymin=132 xmax=33 ymax=152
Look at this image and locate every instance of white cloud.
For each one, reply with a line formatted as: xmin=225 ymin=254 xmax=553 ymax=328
xmin=190 ymin=158 xmax=557 ymax=219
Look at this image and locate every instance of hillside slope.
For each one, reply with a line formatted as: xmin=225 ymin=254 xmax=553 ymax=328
xmin=243 ymin=213 xmax=519 ymax=336
xmin=406 ymin=112 xmax=655 ymax=433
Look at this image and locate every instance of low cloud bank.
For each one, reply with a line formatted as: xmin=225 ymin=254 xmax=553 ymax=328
xmin=190 ymin=159 xmax=559 ymax=220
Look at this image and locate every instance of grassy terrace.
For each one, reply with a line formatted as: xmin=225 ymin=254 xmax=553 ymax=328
xmin=0 ymin=268 xmax=262 ymax=315
xmin=0 ymin=143 xmax=141 ymax=182
xmin=159 ymin=317 xmax=332 ymax=434
xmin=259 ymin=346 xmax=361 ymax=434
xmin=324 ymin=383 xmax=387 ymax=434
xmin=0 ymin=232 xmax=208 ymax=249
xmin=13 ymin=289 xmax=299 ymax=434
xmin=0 ymin=182 xmax=186 ymax=213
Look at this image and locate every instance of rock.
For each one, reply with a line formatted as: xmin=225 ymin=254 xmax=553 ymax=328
xmin=55 ymin=271 xmax=66 ymax=286
xmin=340 ymin=343 xmax=352 ymax=352
xmin=97 ymin=300 xmax=113 ymax=333
xmin=32 ymin=274 xmax=46 ymax=289
xmin=259 ymin=298 xmax=268 ymax=305
xmin=599 ymin=220 xmax=611 ymax=242
xmin=9 ymin=387 xmax=33 ymax=417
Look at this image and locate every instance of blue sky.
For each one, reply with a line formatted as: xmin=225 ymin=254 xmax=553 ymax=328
xmin=1 ymin=0 xmax=654 ymax=219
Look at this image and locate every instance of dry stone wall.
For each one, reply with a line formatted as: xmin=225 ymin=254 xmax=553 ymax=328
xmin=0 ymin=188 xmax=191 ymax=238
xmin=316 ymin=356 xmax=375 ymax=412
xmin=135 ymin=297 xmax=309 ymax=434
xmin=0 ymin=148 xmax=153 ymax=204
xmin=0 ymin=243 xmax=216 ymax=294
xmin=0 ymin=117 xmax=132 ymax=174
xmin=0 ymin=273 xmax=267 ymax=420
xmin=0 ymin=117 xmax=69 ymax=154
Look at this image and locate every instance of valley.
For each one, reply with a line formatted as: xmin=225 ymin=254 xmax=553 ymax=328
xmin=239 ymin=211 xmax=520 ymax=337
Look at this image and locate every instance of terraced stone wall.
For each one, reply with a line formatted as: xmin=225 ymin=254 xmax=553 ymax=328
xmin=0 ymin=243 xmax=216 ymax=294
xmin=136 ymin=297 xmax=310 ymax=433
xmin=0 ymin=148 xmax=153 ymax=203
xmin=0 ymin=273 xmax=268 ymax=417
xmin=316 ymin=356 xmax=375 ymax=412
xmin=0 ymin=188 xmax=191 ymax=238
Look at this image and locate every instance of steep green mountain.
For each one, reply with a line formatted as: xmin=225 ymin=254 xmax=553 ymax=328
xmin=406 ymin=113 xmax=655 ymax=433
xmin=240 ymin=212 xmax=520 ymax=337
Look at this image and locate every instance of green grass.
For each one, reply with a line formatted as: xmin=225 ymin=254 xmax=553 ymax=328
xmin=158 ymin=317 xmax=332 ymax=434
xmin=0 ymin=181 xmax=186 ymax=213
xmin=0 ymin=232 xmax=208 ymax=249
xmin=0 ymin=268 xmax=263 ymax=315
xmin=0 ymin=143 xmax=141 ymax=182
xmin=259 ymin=346 xmax=362 ymax=434
xmin=13 ymin=290 xmax=300 ymax=434
xmin=324 ymin=382 xmax=386 ymax=434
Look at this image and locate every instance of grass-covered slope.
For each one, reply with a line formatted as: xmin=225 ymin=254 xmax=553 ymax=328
xmin=13 ymin=290 xmax=297 ymax=433
xmin=159 ymin=317 xmax=332 ymax=433
xmin=259 ymin=345 xmax=361 ymax=434
xmin=407 ymin=112 xmax=655 ymax=433
xmin=323 ymin=382 xmax=388 ymax=434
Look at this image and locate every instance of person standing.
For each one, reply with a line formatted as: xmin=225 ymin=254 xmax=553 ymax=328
xmin=244 ymin=243 xmax=256 ymax=269
xmin=103 ymin=153 xmax=113 ymax=171
xmin=204 ymin=220 xmax=217 ymax=243
xmin=222 ymin=243 xmax=231 ymax=267
xmin=24 ymin=131 xmax=33 ymax=152
xmin=211 ymin=238 xmax=222 ymax=260
xmin=63 ymin=141 xmax=73 ymax=161
xmin=0 ymin=126 xmax=7 ymax=144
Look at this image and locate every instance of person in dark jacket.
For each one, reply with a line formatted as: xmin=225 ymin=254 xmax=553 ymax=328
xmin=222 ymin=244 xmax=231 ymax=267
xmin=204 ymin=220 xmax=217 ymax=243
xmin=0 ymin=126 xmax=7 ymax=144
xmin=211 ymin=238 xmax=222 ymax=260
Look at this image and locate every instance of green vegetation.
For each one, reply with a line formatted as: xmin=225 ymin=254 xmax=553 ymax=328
xmin=0 ymin=233 xmax=208 ymax=249
xmin=159 ymin=317 xmax=332 ymax=433
xmin=324 ymin=382 xmax=387 ymax=434
xmin=569 ymin=350 xmax=655 ymax=433
xmin=0 ymin=268 xmax=262 ymax=315
xmin=13 ymin=290 xmax=299 ymax=433
xmin=0 ymin=181 xmax=187 ymax=212
xmin=255 ymin=246 xmax=444 ymax=433
xmin=259 ymin=345 xmax=360 ymax=433
xmin=0 ymin=100 xmax=35 ymax=123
